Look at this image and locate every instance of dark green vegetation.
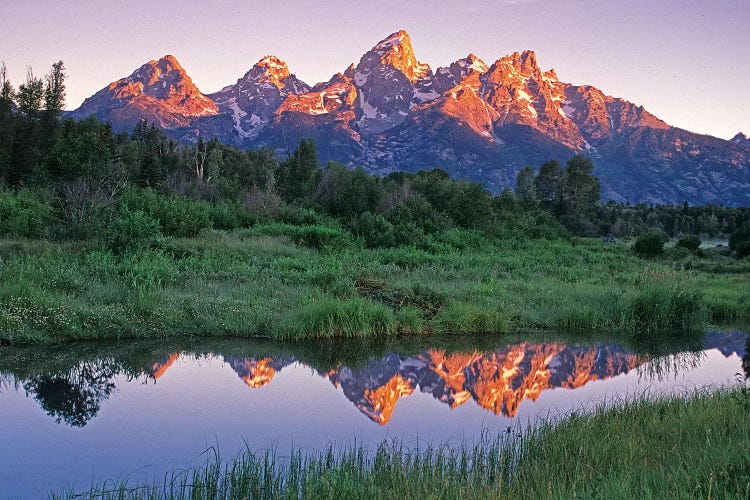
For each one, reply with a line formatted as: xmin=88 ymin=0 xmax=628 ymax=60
xmin=54 ymin=388 xmax=749 ymax=499
xmin=1 ymin=62 xmax=749 ymax=343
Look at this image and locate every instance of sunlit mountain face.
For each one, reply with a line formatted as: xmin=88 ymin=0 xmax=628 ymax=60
xmin=68 ymin=31 xmax=750 ymax=206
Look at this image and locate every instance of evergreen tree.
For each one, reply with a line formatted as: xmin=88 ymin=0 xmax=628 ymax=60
xmin=0 ymin=62 xmax=15 ymax=183
xmin=278 ymin=139 xmax=320 ymax=203
xmin=534 ymin=159 xmax=563 ymax=213
xmin=515 ymin=165 xmax=538 ymax=209
xmin=560 ymin=154 xmax=600 ymax=231
xmin=138 ymin=150 xmax=165 ymax=188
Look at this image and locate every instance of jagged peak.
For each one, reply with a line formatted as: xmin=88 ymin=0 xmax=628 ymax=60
xmin=491 ymin=49 xmax=541 ymax=76
xmin=132 ymin=54 xmax=188 ymax=82
xmin=227 ymin=55 xmax=295 ymax=91
xmin=457 ymin=53 xmax=489 ymax=74
xmin=254 ymin=55 xmax=290 ymax=75
xmin=159 ymin=54 xmax=181 ymax=66
xmin=519 ymin=50 xmax=537 ymax=71
xmin=731 ymin=132 xmax=749 ymax=142
xmin=373 ymin=29 xmax=411 ymax=52
xmin=361 ymin=30 xmax=430 ymax=83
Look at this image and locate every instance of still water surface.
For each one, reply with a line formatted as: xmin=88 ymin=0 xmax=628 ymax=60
xmin=0 ymin=331 xmax=747 ymax=498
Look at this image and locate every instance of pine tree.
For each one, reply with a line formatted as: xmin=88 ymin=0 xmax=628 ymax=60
xmin=515 ymin=165 xmax=538 ymax=209
xmin=278 ymin=138 xmax=321 ymax=203
xmin=0 ymin=62 xmax=16 ymax=183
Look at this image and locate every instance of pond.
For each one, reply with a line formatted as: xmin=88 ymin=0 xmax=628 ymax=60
xmin=0 ymin=331 xmax=747 ymax=498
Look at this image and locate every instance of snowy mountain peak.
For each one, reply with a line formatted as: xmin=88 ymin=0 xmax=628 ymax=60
xmin=70 ymin=53 xmax=217 ymax=130
xmin=365 ymin=29 xmax=430 ymax=83
xmin=458 ymin=54 xmax=489 ymax=74
xmin=254 ymin=55 xmax=291 ymax=84
xmin=373 ymin=29 xmax=410 ymax=51
xmin=130 ymin=54 xmax=189 ymax=85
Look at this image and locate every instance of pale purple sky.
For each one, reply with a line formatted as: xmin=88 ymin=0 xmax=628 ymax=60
xmin=1 ymin=0 xmax=747 ymax=139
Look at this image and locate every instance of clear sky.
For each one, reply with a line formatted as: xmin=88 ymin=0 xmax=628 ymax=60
xmin=1 ymin=0 xmax=747 ymax=139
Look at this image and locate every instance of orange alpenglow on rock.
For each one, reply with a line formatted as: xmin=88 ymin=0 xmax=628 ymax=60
xmin=150 ymin=353 xmax=180 ymax=380
xmin=318 ymin=343 xmax=643 ymax=423
xmin=360 ymin=374 xmax=415 ymax=426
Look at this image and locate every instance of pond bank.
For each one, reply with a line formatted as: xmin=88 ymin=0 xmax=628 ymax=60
xmin=1 ymin=234 xmax=748 ymax=344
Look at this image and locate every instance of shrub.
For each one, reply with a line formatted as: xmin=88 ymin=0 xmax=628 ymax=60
xmin=729 ymin=229 xmax=749 ymax=251
xmin=294 ymin=225 xmax=354 ymax=251
xmin=249 ymin=223 xmax=354 ymax=251
xmin=668 ymin=245 xmax=691 ymax=260
xmin=121 ymin=188 xmax=212 ymax=237
xmin=0 ymin=189 xmax=52 ymax=239
xmin=633 ymin=230 xmax=668 ymax=258
xmin=730 ymin=229 xmax=750 ymax=258
xmin=736 ymin=240 xmax=750 ymax=259
xmin=349 ymin=212 xmax=396 ymax=248
xmin=676 ymin=235 xmax=701 ymax=251
xmin=209 ymin=202 xmax=242 ymax=230
xmin=107 ymin=209 xmax=161 ymax=252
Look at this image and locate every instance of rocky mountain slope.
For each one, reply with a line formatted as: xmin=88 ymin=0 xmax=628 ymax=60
xmin=69 ymin=32 xmax=750 ymax=206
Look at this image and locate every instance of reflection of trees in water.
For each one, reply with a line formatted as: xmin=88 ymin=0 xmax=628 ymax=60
xmin=22 ymin=360 xmax=120 ymax=427
xmin=636 ymin=351 xmax=705 ymax=383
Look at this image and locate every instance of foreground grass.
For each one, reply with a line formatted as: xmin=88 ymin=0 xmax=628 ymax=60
xmin=56 ymin=388 xmax=750 ymax=499
xmin=0 ymin=229 xmax=747 ymax=343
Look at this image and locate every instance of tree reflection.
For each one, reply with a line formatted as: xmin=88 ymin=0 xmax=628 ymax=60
xmin=23 ymin=360 xmax=120 ymax=427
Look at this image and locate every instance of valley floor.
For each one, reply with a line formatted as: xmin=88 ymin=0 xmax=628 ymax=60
xmin=1 ymin=230 xmax=748 ymax=344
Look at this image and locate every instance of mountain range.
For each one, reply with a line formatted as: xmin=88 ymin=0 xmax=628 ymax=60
xmin=69 ymin=31 xmax=750 ymax=206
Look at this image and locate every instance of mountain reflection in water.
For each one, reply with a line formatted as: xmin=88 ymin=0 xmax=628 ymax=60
xmin=2 ymin=332 xmax=744 ymax=428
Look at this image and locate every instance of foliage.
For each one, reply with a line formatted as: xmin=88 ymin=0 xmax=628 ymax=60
xmin=676 ymin=234 xmax=701 ymax=251
xmin=106 ymin=208 xmax=161 ymax=252
xmin=0 ymin=188 xmax=51 ymax=238
xmin=633 ymin=229 xmax=668 ymax=257
xmin=730 ymin=229 xmax=750 ymax=258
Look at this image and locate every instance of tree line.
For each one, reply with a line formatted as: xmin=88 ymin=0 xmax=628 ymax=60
xmin=1 ymin=60 xmax=749 ymax=252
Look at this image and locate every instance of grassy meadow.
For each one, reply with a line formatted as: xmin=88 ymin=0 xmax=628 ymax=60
xmin=1 ymin=224 xmax=747 ymax=344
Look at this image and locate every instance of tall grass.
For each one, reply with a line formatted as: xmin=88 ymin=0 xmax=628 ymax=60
xmin=55 ymin=388 xmax=750 ymax=499
xmin=0 ymin=232 xmax=746 ymax=343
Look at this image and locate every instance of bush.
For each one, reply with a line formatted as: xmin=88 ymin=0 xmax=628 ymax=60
xmin=736 ymin=240 xmax=750 ymax=259
xmin=249 ymin=223 xmax=355 ymax=251
xmin=0 ymin=189 xmax=52 ymax=239
xmin=349 ymin=212 xmax=396 ymax=248
xmin=107 ymin=209 xmax=161 ymax=252
xmin=633 ymin=230 xmax=668 ymax=258
xmin=729 ymin=229 xmax=749 ymax=251
xmin=121 ymin=188 xmax=212 ymax=237
xmin=676 ymin=235 xmax=701 ymax=251
xmin=730 ymin=229 xmax=750 ymax=258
